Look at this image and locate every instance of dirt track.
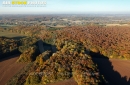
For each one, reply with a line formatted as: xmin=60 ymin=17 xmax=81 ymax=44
xmin=0 ymin=55 xmax=26 ymax=85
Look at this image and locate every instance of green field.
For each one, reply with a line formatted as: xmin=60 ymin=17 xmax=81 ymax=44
xmin=0 ymin=31 xmax=26 ymax=39
xmin=0 ymin=25 xmax=16 ymax=28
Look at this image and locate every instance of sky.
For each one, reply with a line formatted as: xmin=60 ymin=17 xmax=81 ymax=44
xmin=0 ymin=0 xmax=130 ymax=14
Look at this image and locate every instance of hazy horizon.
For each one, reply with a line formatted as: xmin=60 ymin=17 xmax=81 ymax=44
xmin=0 ymin=0 xmax=130 ymax=14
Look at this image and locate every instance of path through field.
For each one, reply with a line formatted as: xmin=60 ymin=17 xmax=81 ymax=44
xmin=0 ymin=55 xmax=26 ymax=85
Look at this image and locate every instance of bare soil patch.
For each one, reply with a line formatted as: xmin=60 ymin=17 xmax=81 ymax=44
xmin=47 ymin=78 xmax=77 ymax=85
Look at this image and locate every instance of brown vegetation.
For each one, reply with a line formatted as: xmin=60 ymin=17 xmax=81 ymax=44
xmin=24 ymin=40 xmax=104 ymax=85
xmin=2 ymin=24 xmax=130 ymax=85
xmin=54 ymin=25 xmax=130 ymax=59
xmin=17 ymin=46 xmax=38 ymax=62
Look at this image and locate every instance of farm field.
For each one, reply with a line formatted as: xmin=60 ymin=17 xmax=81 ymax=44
xmin=106 ymin=24 xmax=130 ymax=26
xmin=0 ymin=55 xmax=26 ymax=85
xmin=93 ymin=58 xmax=130 ymax=85
xmin=0 ymin=31 xmax=25 ymax=39
xmin=0 ymin=25 xmax=16 ymax=28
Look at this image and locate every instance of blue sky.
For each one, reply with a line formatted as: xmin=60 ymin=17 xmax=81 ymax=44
xmin=0 ymin=0 xmax=130 ymax=14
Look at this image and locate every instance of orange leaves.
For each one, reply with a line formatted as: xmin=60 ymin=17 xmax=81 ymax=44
xmin=55 ymin=26 xmax=130 ymax=59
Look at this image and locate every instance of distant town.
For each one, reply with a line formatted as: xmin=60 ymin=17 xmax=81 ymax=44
xmin=0 ymin=14 xmax=130 ymax=29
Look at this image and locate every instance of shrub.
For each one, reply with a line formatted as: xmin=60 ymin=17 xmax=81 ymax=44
xmin=17 ymin=46 xmax=38 ymax=62
xmin=25 ymin=73 xmax=41 ymax=85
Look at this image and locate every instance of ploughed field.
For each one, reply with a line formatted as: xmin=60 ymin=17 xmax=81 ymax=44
xmin=47 ymin=78 xmax=77 ymax=85
xmin=0 ymin=55 xmax=26 ymax=85
xmin=93 ymin=58 xmax=130 ymax=85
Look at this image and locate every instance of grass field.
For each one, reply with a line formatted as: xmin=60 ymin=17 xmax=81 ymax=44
xmin=0 ymin=25 xmax=16 ymax=28
xmin=106 ymin=24 xmax=130 ymax=26
xmin=0 ymin=31 xmax=26 ymax=39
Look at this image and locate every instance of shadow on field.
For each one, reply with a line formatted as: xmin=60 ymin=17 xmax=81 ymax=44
xmin=38 ymin=40 xmax=57 ymax=53
xmin=88 ymin=51 xmax=130 ymax=85
xmin=0 ymin=36 xmax=24 ymax=61
xmin=0 ymin=54 xmax=20 ymax=62
xmin=1 ymin=36 xmax=26 ymax=40
xmin=11 ymin=36 xmax=26 ymax=40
